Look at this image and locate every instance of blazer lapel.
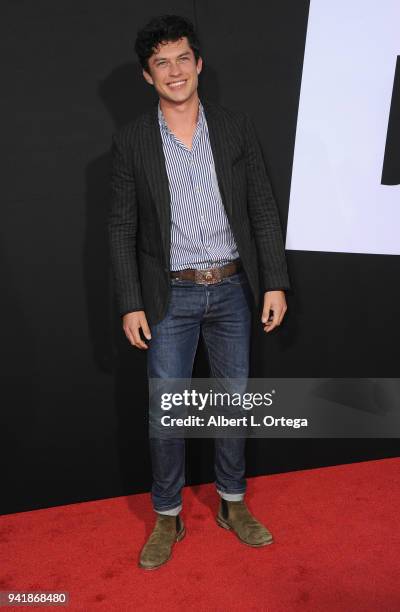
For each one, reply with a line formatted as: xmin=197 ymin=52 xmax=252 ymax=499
xmin=141 ymin=102 xmax=171 ymax=266
xmin=202 ymin=98 xmax=233 ymax=220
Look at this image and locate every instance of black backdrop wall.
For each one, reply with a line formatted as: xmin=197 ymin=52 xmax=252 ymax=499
xmin=2 ymin=0 xmax=399 ymax=515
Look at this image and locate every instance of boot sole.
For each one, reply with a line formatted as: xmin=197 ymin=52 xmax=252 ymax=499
xmin=138 ymin=525 xmax=186 ymax=570
xmin=216 ymin=515 xmax=274 ymax=548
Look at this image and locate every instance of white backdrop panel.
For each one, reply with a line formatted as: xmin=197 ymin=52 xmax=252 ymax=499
xmin=286 ymin=0 xmax=400 ymax=255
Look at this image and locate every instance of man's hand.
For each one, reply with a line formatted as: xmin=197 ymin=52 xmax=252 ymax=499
xmin=122 ymin=311 xmax=151 ymax=349
xmin=261 ymin=290 xmax=287 ymax=333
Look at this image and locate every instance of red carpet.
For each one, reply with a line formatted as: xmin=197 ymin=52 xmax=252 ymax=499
xmin=1 ymin=458 xmax=399 ymax=611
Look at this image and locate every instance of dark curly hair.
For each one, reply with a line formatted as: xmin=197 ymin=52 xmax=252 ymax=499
xmin=134 ymin=14 xmax=201 ymax=73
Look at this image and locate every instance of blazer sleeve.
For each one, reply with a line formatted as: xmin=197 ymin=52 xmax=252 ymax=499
xmin=243 ymin=113 xmax=291 ymax=292
xmin=108 ymin=131 xmax=144 ymax=317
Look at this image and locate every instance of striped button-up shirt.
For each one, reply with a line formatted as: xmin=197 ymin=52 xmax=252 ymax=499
xmin=158 ymin=99 xmax=239 ymax=271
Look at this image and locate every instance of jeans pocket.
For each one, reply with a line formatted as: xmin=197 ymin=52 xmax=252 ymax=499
xmin=170 ymin=278 xmax=195 ymax=287
xmin=225 ymin=270 xmax=247 ymax=285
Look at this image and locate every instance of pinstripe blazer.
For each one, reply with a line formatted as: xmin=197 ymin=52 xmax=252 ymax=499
xmin=108 ymin=97 xmax=291 ymax=326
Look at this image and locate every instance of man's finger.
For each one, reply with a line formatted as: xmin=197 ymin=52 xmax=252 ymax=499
xmin=132 ymin=326 xmax=148 ymax=349
xmin=263 ymin=307 xmax=281 ymax=333
xmin=261 ymin=306 xmax=273 ymax=324
xmin=123 ymin=326 xmax=136 ymax=346
xmin=277 ymin=305 xmax=287 ymax=326
xmin=140 ymin=319 xmax=152 ymax=341
xmin=130 ymin=327 xmax=148 ymax=349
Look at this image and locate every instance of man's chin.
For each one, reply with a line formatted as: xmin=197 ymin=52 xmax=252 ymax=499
xmin=159 ymin=88 xmax=196 ymax=105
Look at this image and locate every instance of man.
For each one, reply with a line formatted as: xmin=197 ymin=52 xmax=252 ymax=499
xmin=108 ymin=14 xmax=290 ymax=570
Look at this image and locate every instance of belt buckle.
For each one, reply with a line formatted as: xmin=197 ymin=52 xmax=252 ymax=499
xmin=195 ymin=267 xmax=222 ymax=285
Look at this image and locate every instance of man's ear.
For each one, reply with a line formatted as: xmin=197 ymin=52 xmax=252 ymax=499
xmin=196 ymin=56 xmax=203 ymax=75
xmin=142 ymin=68 xmax=154 ymax=86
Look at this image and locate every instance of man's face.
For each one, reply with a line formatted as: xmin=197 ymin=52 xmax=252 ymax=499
xmin=143 ymin=37 xmax=202 ymax=104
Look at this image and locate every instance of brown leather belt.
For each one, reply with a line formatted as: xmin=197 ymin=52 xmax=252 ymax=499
xmin=170 ymin=258 xmax=242 ymax=284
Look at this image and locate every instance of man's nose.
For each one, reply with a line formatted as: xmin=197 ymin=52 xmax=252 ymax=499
xmin=168 ymin=62 xmax=182 ymax=76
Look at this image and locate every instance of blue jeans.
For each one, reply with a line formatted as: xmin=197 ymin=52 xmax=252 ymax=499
xmin=147 ymin=268 xmax=252 ymax=515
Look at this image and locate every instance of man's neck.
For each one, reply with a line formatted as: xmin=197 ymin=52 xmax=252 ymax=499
xmin=159 ymin=92 xmax=200 ymax=131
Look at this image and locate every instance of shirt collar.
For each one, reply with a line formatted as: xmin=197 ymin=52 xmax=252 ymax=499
xmin=158 ymin=99 xmax=204 ymax=134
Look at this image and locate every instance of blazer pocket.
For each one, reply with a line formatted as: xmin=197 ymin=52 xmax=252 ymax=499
xmin=138 ymin=247 xmax=159 ymax=262
xmin=232 ymin=154 xmax=245 ymax=167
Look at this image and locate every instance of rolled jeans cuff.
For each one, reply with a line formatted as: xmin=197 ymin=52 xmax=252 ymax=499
xmin=217 ymin=489 xmax=245 ymax=502
xmin=155 ymin=504 xmax=182 ymax=516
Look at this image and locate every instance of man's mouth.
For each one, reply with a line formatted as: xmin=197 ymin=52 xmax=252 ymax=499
xmin=167 ymin=80 xmax=187 ymax=89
